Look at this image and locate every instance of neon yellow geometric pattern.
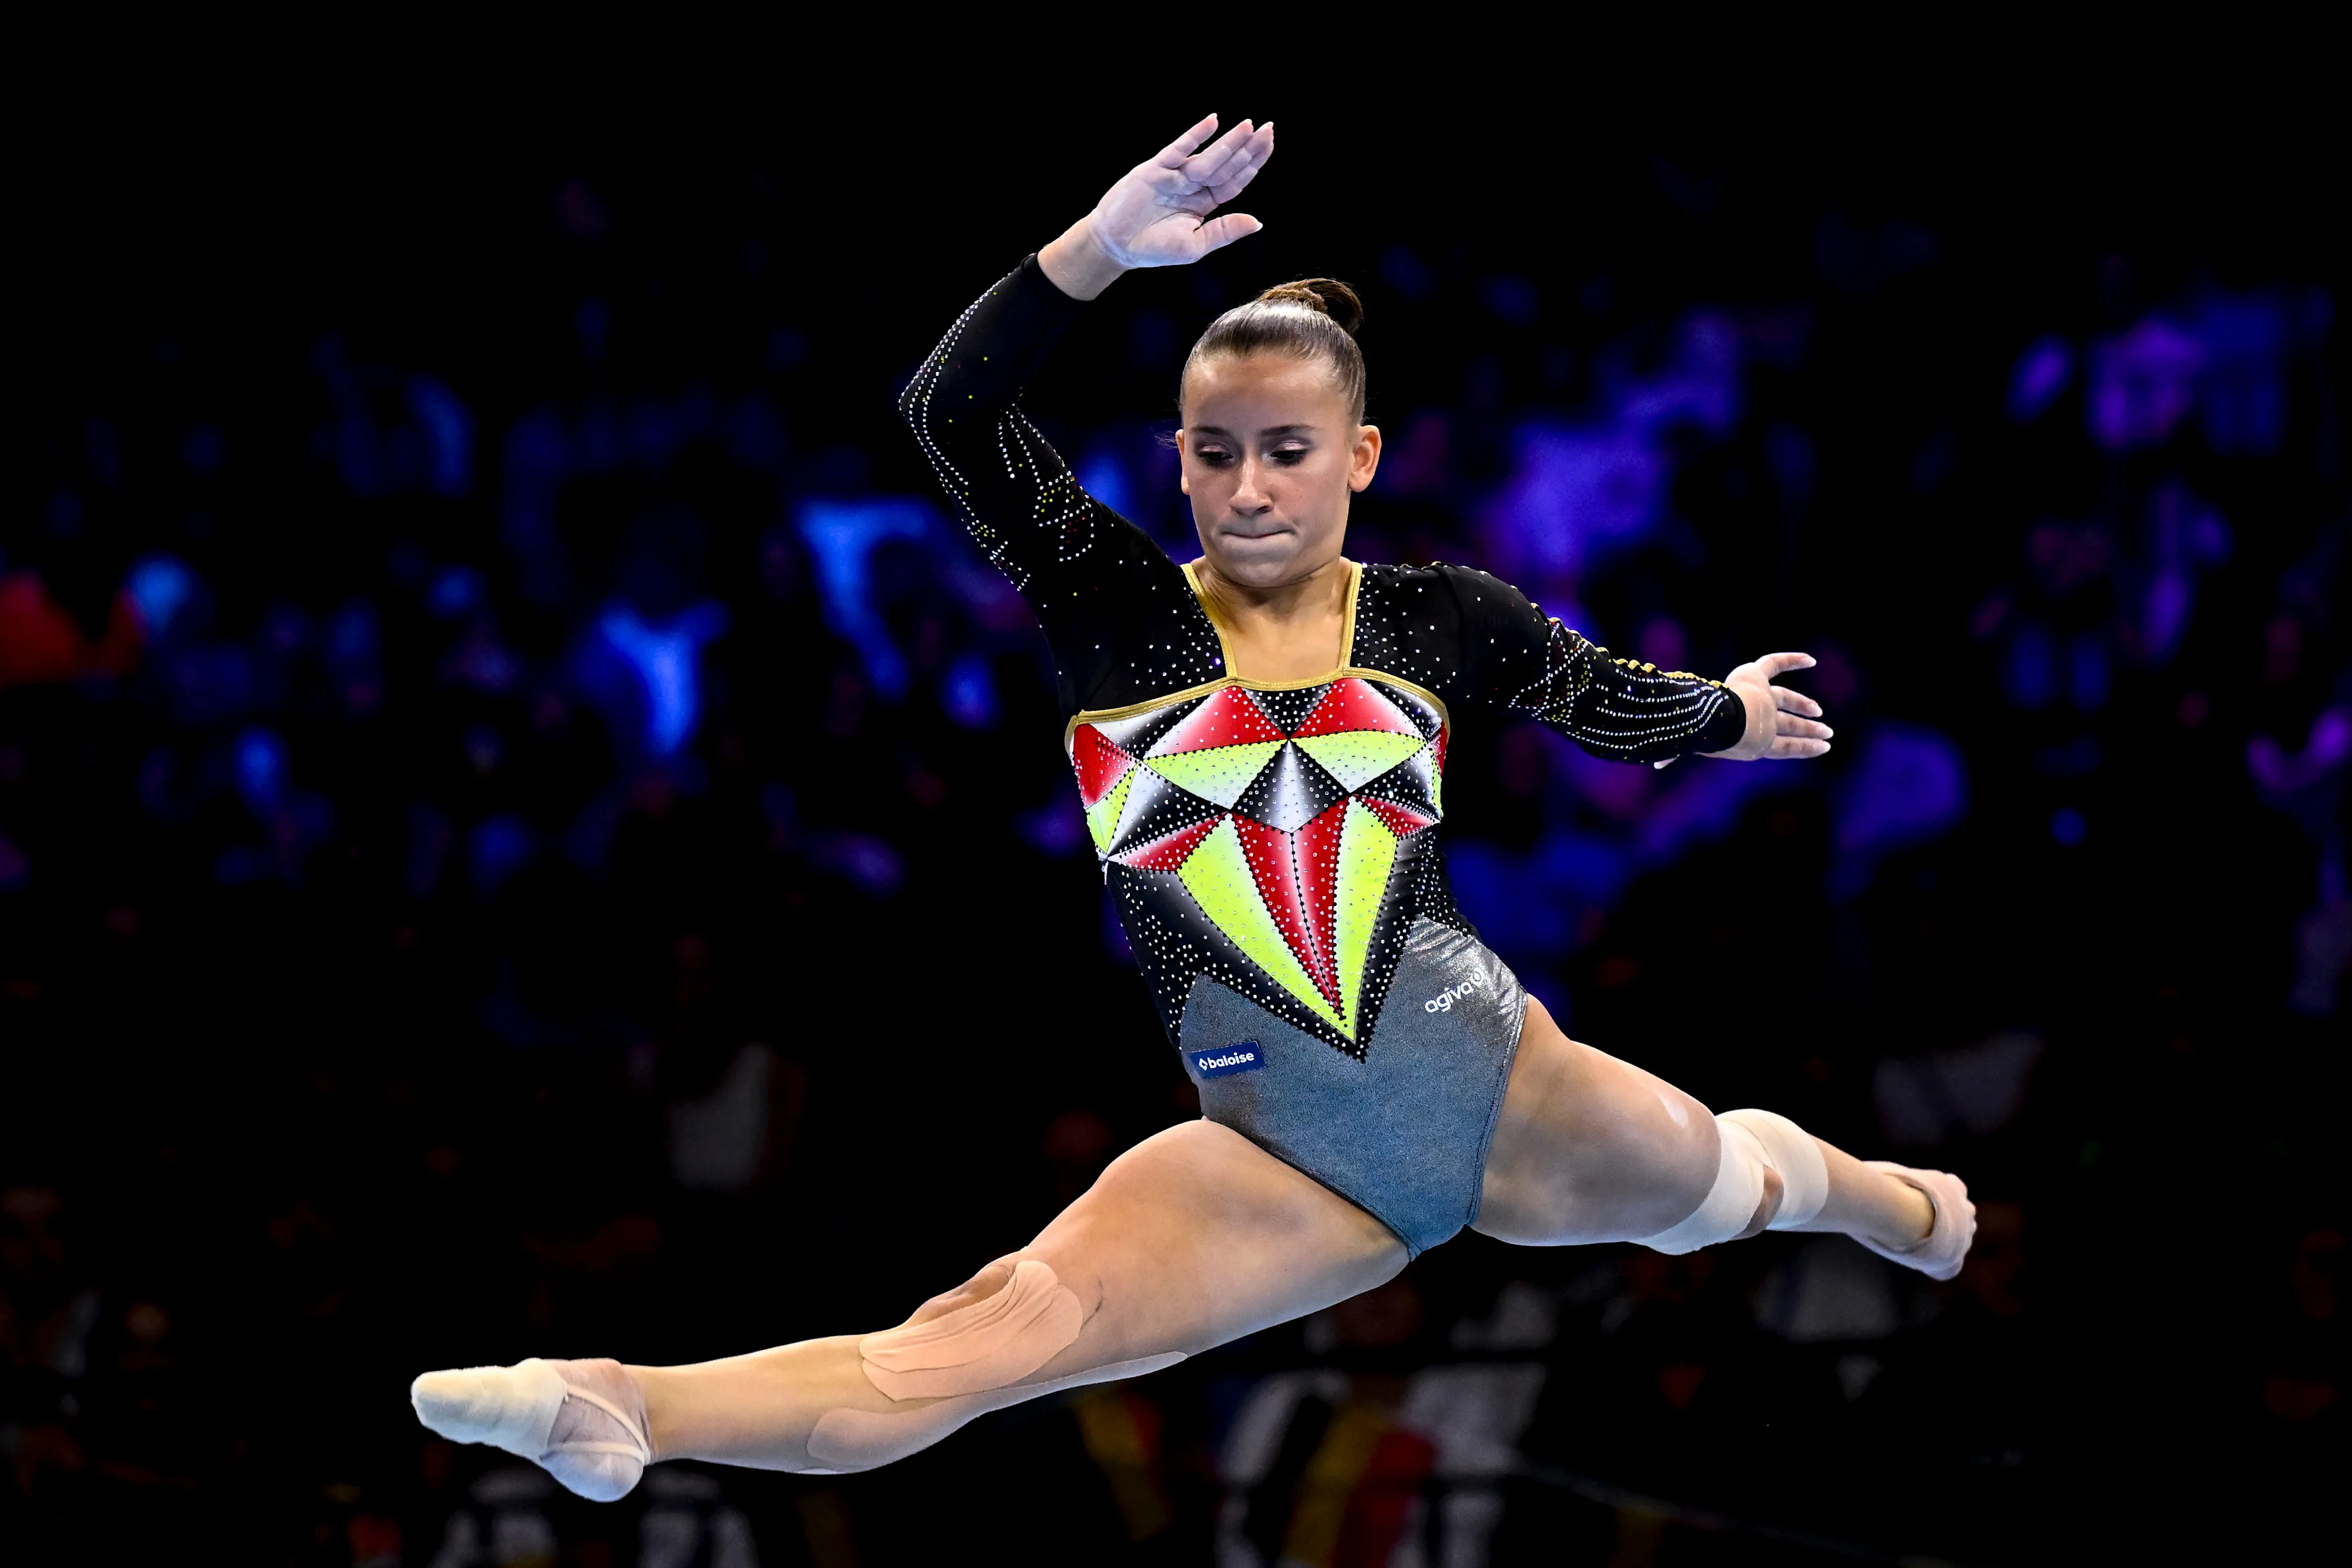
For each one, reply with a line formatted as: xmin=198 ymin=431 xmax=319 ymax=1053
xmin=1085 ymin=767 xmax=1135 ymax=855
xmin=1294 ymin=731 xmax=1428 ymax=792
xmin=1145 ymin=741 xmax=1286 ymax=807
xmin=1070 ymin=675 xmax=1449 ymax=1055
xmin=1177 ymin=816 xmax=1350 ymax=1037
xmin=1333 ymin=799 xmax=1401 ymax=1036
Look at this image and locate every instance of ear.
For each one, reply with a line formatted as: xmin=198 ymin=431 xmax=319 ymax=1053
xmin=1176 ymin=429 xmax=1192 ymax=496
xmin=1348 ymin=424 xmax=1383 ymax=494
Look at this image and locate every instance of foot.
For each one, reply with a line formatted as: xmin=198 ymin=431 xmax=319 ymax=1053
xmin=1853 ymin=1163 xmax=1975 ymax=1282
xmin=411 ymin=1357 xmax=652 ymax=1502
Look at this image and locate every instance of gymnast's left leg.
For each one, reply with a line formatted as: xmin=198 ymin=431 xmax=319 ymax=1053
xmin=411 ymin=1118 xmax=1404 ymax=1494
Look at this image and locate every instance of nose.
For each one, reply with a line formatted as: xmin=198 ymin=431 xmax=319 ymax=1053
xmin=1228 ymin=455 xmax=1278 ymax=514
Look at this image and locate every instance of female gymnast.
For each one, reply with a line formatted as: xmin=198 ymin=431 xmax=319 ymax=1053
xmin=412 ymin=116 xmax=1975 ymax=1499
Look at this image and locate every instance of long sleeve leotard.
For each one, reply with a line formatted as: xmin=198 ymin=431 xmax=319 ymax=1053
xmin=902 ymin=257 xmax=1745 ymax=1058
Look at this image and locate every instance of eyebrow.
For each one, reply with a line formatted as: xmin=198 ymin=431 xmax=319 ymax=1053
xmin=1188 ymin=423 xmax=1318 ymax=439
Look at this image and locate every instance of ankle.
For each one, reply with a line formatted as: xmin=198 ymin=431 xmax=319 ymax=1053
xmin=624 ymin=1365 xmax=673 ymax=1461
xmin=1870 ymin=1175 xmax=1935 ymax=1251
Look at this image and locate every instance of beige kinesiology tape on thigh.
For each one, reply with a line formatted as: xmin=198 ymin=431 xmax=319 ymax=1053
xmin=858 ymin=1259 xmax=1085 ymax=1401
xmin=804 ymin=1259 xmax=1186 ymax=1472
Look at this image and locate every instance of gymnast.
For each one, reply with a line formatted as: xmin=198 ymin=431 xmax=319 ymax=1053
xmin=412 ymin=116 xmax=1974 ymax=1498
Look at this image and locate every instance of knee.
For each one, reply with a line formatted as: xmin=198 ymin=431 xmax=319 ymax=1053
xmin=860 ymin=1257 xmax=1085 ymax=1402
xmin=899 ymin=1258 xmax=1017 ymax=1330
xmin=1480 ymin=1052 xmax=1728 ymax=1245
xmin=1636 ymin=1108 xmax=1829 ymax=1255
xmin=807 ymin=1401 xmax=979 ymax=1473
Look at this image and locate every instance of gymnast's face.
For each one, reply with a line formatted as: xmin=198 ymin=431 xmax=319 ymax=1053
xmin=1179 ymin=353 xmax=1381 ymax=590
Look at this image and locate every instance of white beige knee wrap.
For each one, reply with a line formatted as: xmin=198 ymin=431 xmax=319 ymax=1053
xmin=1727 ymin=1109 xmax=1829 ymax=1231
xmin=1636 ymin=1109 xmax=1829 ymax=1254
xmin=804 ymin=1259 xmax=1185 ymax=1472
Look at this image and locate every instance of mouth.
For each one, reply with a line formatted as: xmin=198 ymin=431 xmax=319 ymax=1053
xmin=1219 ymin=522 xmax=1295 ymax=542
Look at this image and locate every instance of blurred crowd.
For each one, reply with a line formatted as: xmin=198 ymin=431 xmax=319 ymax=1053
xmin=2 ymin=132 xmax=2344 ymax=1565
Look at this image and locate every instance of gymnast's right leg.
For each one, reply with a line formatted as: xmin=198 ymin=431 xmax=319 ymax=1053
xmin=1473 ymin=996 xmax=1975 ymax=1272
xmin=410 ymin=1118 xmax=1405 ymax=1497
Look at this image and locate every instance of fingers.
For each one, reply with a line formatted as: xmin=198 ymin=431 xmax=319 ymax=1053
xmin=1181 ymin=118 xmax=1258 ymax=183
xmin=1770 ymin=684 xmax=1823 ymax=718
xmin=1154 ymin=113 xmax=1224 ymax=168
xmin=1205 ymin=122 xmax=1275 ymax=203
xmin=1651 ymin=756 xmax=1678 ymax=771
xmin=1767 ymin=736 xmax=1833 ymax=760
xmin=1752 ymin=651 xmax=1816 ymax=679
xmin=1189 ymin=212 xmax=1264 ymax=255
xmin=1775 ymin=715 xmax=1833 ymax=742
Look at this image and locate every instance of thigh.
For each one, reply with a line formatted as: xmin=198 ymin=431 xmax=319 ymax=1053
xmin=1472 ymin=997 xmax=1721 ymax=1246
xmin=975 ymin=1118 xmax=1407 ymax=1378
xmin=648 ymin=1120 xmax=1406 ymax=1475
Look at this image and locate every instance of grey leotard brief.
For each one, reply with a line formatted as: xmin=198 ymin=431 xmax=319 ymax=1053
xmin=1177 ymin=918 xmax=1528 ymax=1257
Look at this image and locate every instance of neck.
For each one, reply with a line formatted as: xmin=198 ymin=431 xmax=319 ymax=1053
xmin=1191 ymin=554 xmax=1352 ymax=627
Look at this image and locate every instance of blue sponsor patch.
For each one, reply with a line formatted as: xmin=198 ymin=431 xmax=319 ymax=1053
xmin=1187 ymin=1041 xmax=1265 ymax=1079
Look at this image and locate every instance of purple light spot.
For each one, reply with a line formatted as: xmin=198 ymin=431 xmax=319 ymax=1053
xmin=2068 ymin=635 xmax=2110 ymax=711
xmin=470 ymin=815 xmax=537 ymax=899
xmin=2007 ymin=336 xmax=2072 ymax=421
xmin=427 ymin=566 xmax=486 ymax=619
xmin=2138 ymin=569 xmax=2192 ymax=663
xmin=407 ymin=375 xmax=474 ymax=496
xmin=812 ymin=832 xmax=903 ymax=897
xmin=233 ymin=729 xmax=287 ymax=813
xmin=2003 ymin=622 xmax=2057 ymax=710
xmin=2195 ymin=290 xmax=2288 ymax=454
xmin=2089 ymin=319 xmax=2204 ymax=448
xmin=1017 ymin=794 xmax=1087 ymax=858
xmin=941 ymin=652 xmax=1000 ymax=730
xmin=2249 ymin=708 xmax=2352 ymax=794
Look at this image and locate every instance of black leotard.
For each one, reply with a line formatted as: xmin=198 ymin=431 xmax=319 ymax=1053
xmin=901 ymin=256 xmax=1744 ymax=1060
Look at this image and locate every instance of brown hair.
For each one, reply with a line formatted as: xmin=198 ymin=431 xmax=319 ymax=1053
xmin=1182 ymin=277 xmax=1367 ymax=424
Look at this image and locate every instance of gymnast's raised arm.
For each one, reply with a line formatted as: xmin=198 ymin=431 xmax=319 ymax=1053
xmin=894 ymin=116 xmax=1276 ymax=706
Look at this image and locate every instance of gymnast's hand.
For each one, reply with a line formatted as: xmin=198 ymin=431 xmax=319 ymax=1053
xmin=1659 ymin=651 xmax=1833 ymax=768
xmin=1038 ymin=115 xmax=1276 ymax=300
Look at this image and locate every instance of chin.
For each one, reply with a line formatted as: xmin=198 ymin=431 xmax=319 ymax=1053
xmin=1216 ymin=552 xmax=1310 ymax=586
xmin=1210 ymin=535 xmax=1308 ymax=576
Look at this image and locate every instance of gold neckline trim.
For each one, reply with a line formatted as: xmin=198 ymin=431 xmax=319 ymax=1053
xmin=1180 ymin=558 xmax=1361 ymax=686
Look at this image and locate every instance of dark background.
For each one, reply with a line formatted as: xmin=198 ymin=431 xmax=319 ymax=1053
xmin=4 ymin=69 xmax=2345 ymax=1566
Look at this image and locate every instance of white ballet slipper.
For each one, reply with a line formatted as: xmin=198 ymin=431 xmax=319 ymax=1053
xmin=412 ymin=1359 xmax=566 ymax=1457
xmin=412 ymin=1357 xmax=651 ymax=1502
xmin=1854 ymin=1162 xmax=1976 ymax=1282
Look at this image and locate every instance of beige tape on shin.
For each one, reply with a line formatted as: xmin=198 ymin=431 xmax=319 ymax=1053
xmin=857 ymin=1259 xmax=1085 ymax=1402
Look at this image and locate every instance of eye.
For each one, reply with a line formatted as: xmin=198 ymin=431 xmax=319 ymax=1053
xmin=1270 ymin=444 xmax=1311 ymax=466
xmin=1194 ymin=445 xmax=1234 ymax=466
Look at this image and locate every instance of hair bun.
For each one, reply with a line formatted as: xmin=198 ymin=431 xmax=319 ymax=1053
xmin=1253 ymin=277 xmax=1364 ymax=337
